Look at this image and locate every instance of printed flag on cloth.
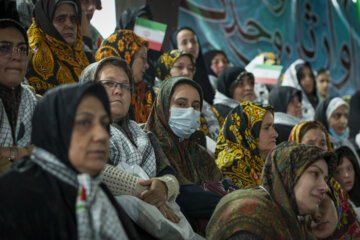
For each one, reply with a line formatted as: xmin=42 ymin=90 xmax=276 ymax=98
xmin=251 ymin=64 xmax=283 ymax=85
xmin=134 ymin=18 xmax=167 ymax=51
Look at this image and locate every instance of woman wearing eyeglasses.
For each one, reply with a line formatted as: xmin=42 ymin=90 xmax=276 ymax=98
xmin=0 ymin=19 xmax=37 ymax=173
xmin=95 ymin=30 xmax=154 ymax=124
xmin=78 ymin=57 xmax=209 ymax=240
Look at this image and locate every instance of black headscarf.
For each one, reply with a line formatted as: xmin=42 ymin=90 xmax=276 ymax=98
xmin=0 ymin=0 xmax=19 ymax=21
xmin=349 ymin=91 xmax=360 ymax=138
xmin=216 ymin=66 xmax=244 ymax=98
xmin=268 ymin=86 xmax=302 ymax=113
xmin=116 ymin=4 xmax=153 ymax=30
xmin=31 ymin=82 xmax=110 ymax=171
xmin=314 ymin=97 xmax=333 ymax=130
xmin=204 ymin=50 xmax=228 ymax=77
xmin=335 ymin=146 xmax=360 ymax=206
xmin=33 ymin=0 xmax=81 ymax=44
xmin=170 ymin=26 xmax=215 ymax=104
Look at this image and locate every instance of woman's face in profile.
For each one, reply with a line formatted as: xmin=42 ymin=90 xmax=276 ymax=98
xmin=294 ymin=159 xmax=329 ymax=215
xmin=68 ymin=94 xmax=110 ymax=176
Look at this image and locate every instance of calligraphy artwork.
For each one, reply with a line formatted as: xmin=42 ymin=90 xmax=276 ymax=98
xmin=178 ymin=0 xmax=360 ymax=95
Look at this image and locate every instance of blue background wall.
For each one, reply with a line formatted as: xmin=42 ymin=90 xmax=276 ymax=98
xmin=178 ymin=0 xmax=360 ymax=96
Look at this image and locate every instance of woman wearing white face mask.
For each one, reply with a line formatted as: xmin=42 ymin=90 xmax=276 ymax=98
xmin=156 ymin=49 xmax=223 ymax=144
xmin=144 ymin=76 xmax=229 ymax=235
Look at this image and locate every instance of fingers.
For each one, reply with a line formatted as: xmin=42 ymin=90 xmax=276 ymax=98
xmin=138 ymin=179 xmax=153 ymax=186
xmin=158 ymin=205 xmax=181 ymax=223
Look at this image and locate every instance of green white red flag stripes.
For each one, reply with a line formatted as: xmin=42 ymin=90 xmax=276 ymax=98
xmin=134 ymin=18 xmax=167 ymax=51
xmin=252 ymin=64 xmax=283 ymax=85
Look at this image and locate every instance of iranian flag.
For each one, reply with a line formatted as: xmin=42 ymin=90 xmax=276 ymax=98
xmin=252 ymin=64 xmax=283 ymax=85
xmin=134 ymin=18 xmax=167 ymax=51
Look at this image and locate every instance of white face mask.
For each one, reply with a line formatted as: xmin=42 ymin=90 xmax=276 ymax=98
xmin=168 ymin=107 xmax=201 ymax=139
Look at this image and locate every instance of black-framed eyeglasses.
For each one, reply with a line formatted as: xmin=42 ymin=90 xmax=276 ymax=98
xmin=0 ymin=42 xmax=28 ymax=58
xmin=100 ymin=80 xmax=132 ymax=92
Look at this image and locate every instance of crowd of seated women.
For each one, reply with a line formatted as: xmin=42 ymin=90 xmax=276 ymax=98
xmin=1 ymin=1 xmax=360 ymax=239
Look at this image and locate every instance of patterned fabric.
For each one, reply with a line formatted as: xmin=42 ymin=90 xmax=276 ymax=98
xmin=327 ymin=178 xmax=360 ymax=239
xmin=109 ymin=121 xmax=156 ymax=178
xmin=95 ymin=30 xmax=154 ymax=124
xmin=200 ymin=102 xmax=224 ymax=140
xmin=215 ymin=101 xmax=273 ymax=188
xmin=155 ymin=49 xmax=223 ymax=140
xmin=144 ymin=76 xmax=223 ymax=185
xmin=95 ymin=30 xmax=148 ymax=64
xmin=156 ymin=49 xmax=195 ymax=81
xmin=289 ymin=121 xmax=360 ymax=239
xmin=27 ymin=16 xmax=89 ymax=95
xmin=207 ymin=141 xmax=337 ymax=240
xmin=31 ymin=147 xmax=128 ymax=240
xmin=288 ymin=120 xmax=333 ymax=151
xmin=90 ymin=24 xmax=103 ymax=50
xmin=0 ymin=84 xmax=37 ymax=147
xmin=131 ymin=82 xmax=154 ymax=123
xmin=0 ymin=84 xmax=21 ymax=140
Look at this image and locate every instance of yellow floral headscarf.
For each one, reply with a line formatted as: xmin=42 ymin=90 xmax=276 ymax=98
xmin=26 ymin=0 xmax=89 ymax=95
xmin=288 ymin=120 xmax=332 ymax=151
xmin=95 ymin=30 xmax=148 ymax=65
xmin=156 ymin=49 xmax=195 ymax=80
xmin=215 ymin=101 xmax=274 ymax=188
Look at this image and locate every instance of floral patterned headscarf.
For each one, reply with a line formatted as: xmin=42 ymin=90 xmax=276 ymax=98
xmin=156 ymin=49 xmax=195 ymax=80
xmin=95 ymin=30 xmax=148 ymax=65
xmin=288 ymin=120 xmax=332 ymax=151
xmin=289 ymin=121 xmax=360 ymax=238
xmin=26 ymin=0 xmax=89 ymax=95
xmin=95 ymin=30 xmax=153 ymax=124
xmin=215 ymin=101 xmax=274 ymax=188
xmin=321 ymin=179 xmax=360 ymax=239
xmin=207 ymin=141 xmax=336 ymax=240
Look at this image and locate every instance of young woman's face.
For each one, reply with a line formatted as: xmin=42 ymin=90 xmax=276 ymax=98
xmin=301 ymin=128 xmax=328 ymax=151
xmin=294 ymin=159 xmax=329 ymax=215
xmin=232 ymin=74 xmax=255 ymax=103
xmin=97 ymin=65 xmax=132 ymax=121
xmin=170 ymin=55 xmax=195 ymax=79
xmin=334 ymin=157 xmax=355 ymax=192
xmin=68 ymin=94 xmax=110 ymax=176
xmin=328 ymin=105 xmax=348 ymax=136
xmin=210 ymin=53 xmax=229 ymax=76
xmin=258 ymin=112 xmax=278 ymax=159
xmin=169 ymin=84 xmax=201 ymax=114
xmin=131 ymin=45 xmax=149 ymax=83
xmin=311 ymin=194 xmax=339 ymax=240
xmin=300 ymin=65 xmax=314 ymax=95
xmin=176 ymin=29 xmax=199 ymax=59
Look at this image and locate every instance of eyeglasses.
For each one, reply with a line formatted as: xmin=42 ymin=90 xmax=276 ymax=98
xmin=100 ymin=80 xmax=132 ymax=92
xmin=0 ymin=42 xmax=28 ymax=58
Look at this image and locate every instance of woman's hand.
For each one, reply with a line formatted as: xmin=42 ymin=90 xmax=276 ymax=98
xmin=158 ymin=204 xmax=181 ymax=223
xmin=138 ymin=179 xmax=168 ymax=207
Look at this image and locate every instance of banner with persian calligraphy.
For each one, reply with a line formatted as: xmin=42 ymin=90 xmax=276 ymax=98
xmin=178 ymin=0 xmax=360 ymax=96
